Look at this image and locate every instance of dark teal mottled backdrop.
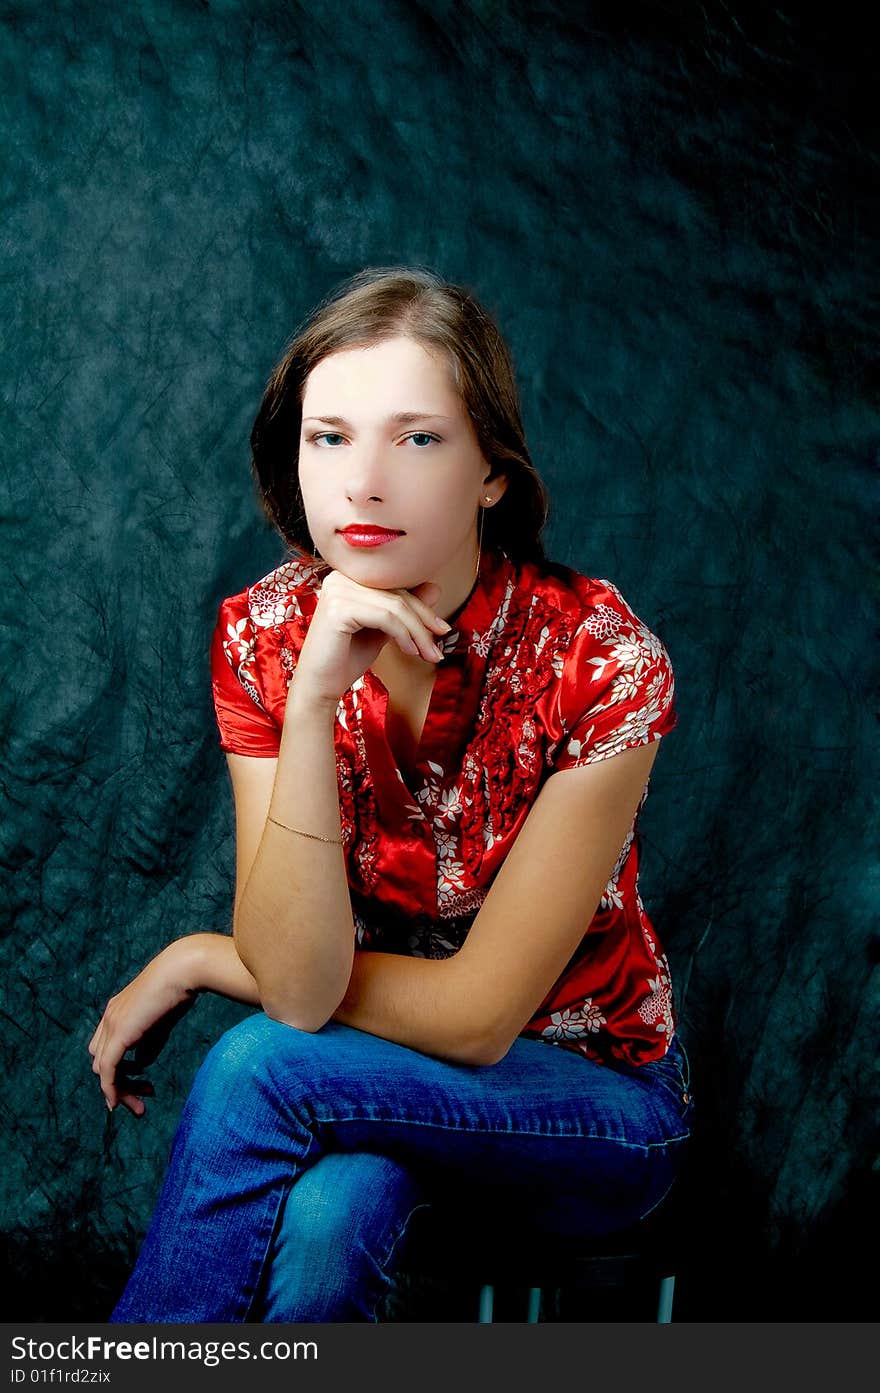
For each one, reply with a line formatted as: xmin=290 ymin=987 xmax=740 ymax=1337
xmin=1 ymin=0 xmax=875 ymax=1320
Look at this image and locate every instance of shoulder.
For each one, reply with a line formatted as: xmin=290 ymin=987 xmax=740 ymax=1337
xmin=212 ymin=554 xmax=327 ymax=710
xmin=525 ymin=564 xmax=678 ymax=767
xmin=217 ymin=553 xmax=328 ymax=635
xmin=513 ymin=558 xmax=661 ymax=645
xmin=512 ymin=558 xmax=678 ymax=743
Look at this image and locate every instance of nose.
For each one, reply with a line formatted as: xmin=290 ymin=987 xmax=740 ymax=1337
xmin=344 ymin=445 xmax=389 ymax=506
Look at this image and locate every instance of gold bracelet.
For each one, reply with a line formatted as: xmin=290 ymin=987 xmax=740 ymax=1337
xmin=266 ymin=814 xmax=343 ymax=845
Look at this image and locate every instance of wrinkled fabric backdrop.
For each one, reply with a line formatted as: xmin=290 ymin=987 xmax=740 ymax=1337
xmin=1 ymin=0 xmax=875 ymax=1321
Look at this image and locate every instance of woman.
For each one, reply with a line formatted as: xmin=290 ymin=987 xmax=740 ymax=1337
xmin=90 ymin=265 xmax=694 ymax=1323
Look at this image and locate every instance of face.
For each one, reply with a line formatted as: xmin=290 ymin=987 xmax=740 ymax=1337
xmin=297 ymin=336 xmax=506 ymax=604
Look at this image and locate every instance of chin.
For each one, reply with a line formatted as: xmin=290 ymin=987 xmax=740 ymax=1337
xmin=329 ymin=534 xmax=438 ymax=587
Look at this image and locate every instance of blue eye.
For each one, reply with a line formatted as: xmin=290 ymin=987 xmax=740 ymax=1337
xmin=308 ymin=431 xmax=441 ymax=448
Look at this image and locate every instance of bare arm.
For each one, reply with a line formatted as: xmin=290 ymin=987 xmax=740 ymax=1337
xmin=334 ymin=743 xmax=664 ymax=1067
xmin=89 ymin=932 xmax=263 ymax=1116
xmin=184 ymin=932 xmax=493 ymax=1066
xmin=228 ymin=572 xmax=451 ymax=1034
xmin=183 ymin=932 xmax=262 ymax=1006
xmin=331 ymin=949 xmax=495 ymax=1065
xmin=232 ymin=687 xmax=355 ymax=1030
xmin=186 ymin=932 xmax=496 ymax=1066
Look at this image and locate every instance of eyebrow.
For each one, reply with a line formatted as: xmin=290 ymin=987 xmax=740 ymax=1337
xmin=302 ymin=412 xmax=455 ymax=427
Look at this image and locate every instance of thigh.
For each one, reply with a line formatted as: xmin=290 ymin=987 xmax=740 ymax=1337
xmin=211 ymin=1014 xmax=693 ymax=1234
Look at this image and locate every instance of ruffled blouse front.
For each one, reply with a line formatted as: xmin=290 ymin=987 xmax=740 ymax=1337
xmin=210 ymin=546 xmax=680 ymax=1066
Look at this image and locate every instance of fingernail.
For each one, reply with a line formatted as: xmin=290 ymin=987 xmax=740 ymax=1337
xmin=106 ymin=1099 xmax=113 ymax=1112
xmin=432 ymin=643 xmax=443 ymax=658
xmin=437 ymin=620 xmax=452 ymax=632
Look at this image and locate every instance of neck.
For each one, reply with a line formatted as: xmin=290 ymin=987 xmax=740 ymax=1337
xmin=375 ymin=548 xmax=487 ymax=683
xmin=431 ymin=533 xmax=484 ymax=626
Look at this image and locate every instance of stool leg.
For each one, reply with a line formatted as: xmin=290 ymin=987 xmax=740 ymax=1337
xmin=526 ymin=1287 xmax=542 ymax=1323
xmin=478 ymin=1284 xmax=495 ymax=1322
xmin=656 ymin=1274 xmax=675 ymax=1323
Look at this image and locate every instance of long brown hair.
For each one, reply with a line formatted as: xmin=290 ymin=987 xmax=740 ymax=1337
xmin=249 ymin=264 xmax=562 ymax=572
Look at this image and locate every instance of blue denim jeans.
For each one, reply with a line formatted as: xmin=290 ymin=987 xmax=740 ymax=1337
xmin=109 ymin=1015 xmax=694 ymax=1323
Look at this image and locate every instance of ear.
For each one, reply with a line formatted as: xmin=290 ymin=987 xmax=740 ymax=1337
xmin=483 ymin=470 xmax=509 ymax=503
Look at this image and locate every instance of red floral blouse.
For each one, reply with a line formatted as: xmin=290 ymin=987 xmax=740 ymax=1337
xmin=210 ymin=545 xmax=680 ymax=1067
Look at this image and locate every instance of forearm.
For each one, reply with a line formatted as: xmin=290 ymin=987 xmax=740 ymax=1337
xmin=234 ymin=687 xmax=354 ymax=1030
xmin=331 ymin=950 xmax=494 ymax=1066
xmin=182 ymin=932 xmax=263 ymax=1006
xmin=178 ymin=936 xmax=490 ymax=1069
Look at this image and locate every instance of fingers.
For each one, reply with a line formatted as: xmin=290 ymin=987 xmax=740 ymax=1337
xmin=116 ymin=1089 xmax=146 ymax=1118
xmin=88 ymin=988 xmax=170 ymax=1117
xmin=96 ymin=1044 xmax=121 ymax=1111
xmin=348 ymin=599 xmax=435 ymax=662
xmin=89 ymin=1012 xmax=131 ymax=1112
xmin=96 ymin=1054 xmax=154 ymax=1115
xmin=373 ymin=593 xmax=451 ymax=662
xmin=115 ymin=1075 xmax=154 ymax=1118
xmin=396 ymin=612 xmax=443 ymax=661
xmin=321 ymin=570 xmax=452 ymax=665
xmin=89 ymin=1020 xmax=110 ymax=1103
xmin=401 ymin=588 xmax=453 ymax=636
xmin=88 ymin=1005 xmax=110 ymax=1056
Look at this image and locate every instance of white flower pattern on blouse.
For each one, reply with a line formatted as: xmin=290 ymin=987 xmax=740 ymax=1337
xmin=564 ymin=579 xmax=675 ymax=766
xmin=405 ymin=578 xmax=575 ymax=913
xmin=211 ymin=551 xmax=679 ymax=1067
xmin=637 ymin=908 xmax=675 ymax=1036
xmin=541 ymin=997 xmax=608 ymax=1043
xmin=221 ymin=556 xmax=325 ymax=710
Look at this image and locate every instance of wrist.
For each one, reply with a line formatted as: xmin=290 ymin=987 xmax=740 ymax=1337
xmin=285 ymin=683 xmax=340 ymax=722
xmin=166 ymin=933 xmax=215 ymax=995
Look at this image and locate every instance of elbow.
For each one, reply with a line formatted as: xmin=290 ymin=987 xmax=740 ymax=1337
xmin=248 ymin=974 xmax=341 ymax=1035
xmin=466 ymin=1029 xmax=512 ymax=1069
xmin=232 ymin=929 xmax=347 ymax=1034
xmin=261 ymin=1000 xmax=332 ymax=1034
xmin=232 ymin=924 xmax=262 ymax=992
xmin=255 ymin=975 xmax=340 ymax=1033
xmin=474 ymin=1020 xmax=517 ymax=1068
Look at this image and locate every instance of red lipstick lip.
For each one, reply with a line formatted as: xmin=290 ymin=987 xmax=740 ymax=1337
xmin=337 ymin=526 xmax=406 ymax=549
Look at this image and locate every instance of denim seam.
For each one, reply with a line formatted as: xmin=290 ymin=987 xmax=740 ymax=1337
xmin=311 ymin=1114 xmax=692 ymax=1149
xmin=243 ymin=1125 xmax=321 ymax=1322
xmin=649 ymin=1076 xmax=692 ymax=1112
xmin=637 ymin=1177 xmax=678 ymax=1225
xmin=368 ymin=1200 xmax=434 ymax=1324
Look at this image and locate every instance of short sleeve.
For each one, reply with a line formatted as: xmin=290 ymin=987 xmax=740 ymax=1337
xmin=210 ymin=593 xmax=282 ymax=757
xmin=552 ymin=582 xmax=678 ymax=772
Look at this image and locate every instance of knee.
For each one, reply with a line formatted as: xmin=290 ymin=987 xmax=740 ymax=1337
xmin=261 ymin=1153 xmax=430 ymax=1322
xmin=186 ymin=1013 xmax=309 ymax=1118
xmin=276 ymin=1154 xmax=425 ymax=1255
